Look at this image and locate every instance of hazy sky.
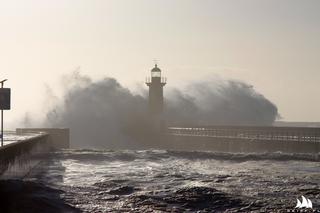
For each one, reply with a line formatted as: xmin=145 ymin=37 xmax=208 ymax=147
xmin=1 ymin=0 xmax=320 ymax=125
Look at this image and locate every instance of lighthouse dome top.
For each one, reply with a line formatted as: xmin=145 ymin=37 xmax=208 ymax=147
xmin=151 ymin=64 xmax=161 ymax=72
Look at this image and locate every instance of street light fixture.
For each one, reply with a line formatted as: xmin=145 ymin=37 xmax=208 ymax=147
xmin=0 ymin=79 xmax=8 ymax=86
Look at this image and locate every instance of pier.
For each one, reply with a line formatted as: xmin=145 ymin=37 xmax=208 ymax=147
xmin=165 ymin=126 xmax=320 ymax=154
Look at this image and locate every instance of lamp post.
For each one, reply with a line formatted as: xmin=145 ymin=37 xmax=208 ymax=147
xmin=0 ymin=79 xmax=8 ymax=146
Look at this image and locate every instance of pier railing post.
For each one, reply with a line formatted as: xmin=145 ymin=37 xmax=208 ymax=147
xmin=1 ymin=81 xmax=4 ymax=146
xmin=0 ymin=79 xmax=9 ymax=147
xmin=1 ymin=109 xmax=3 ymax=146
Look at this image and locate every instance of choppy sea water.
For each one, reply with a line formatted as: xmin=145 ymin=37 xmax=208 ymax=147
xmin=2 ymin=149 xmax=320 ymax=212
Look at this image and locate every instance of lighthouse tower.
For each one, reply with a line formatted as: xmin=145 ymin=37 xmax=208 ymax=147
xmin=146 ymin=64 xmax=166 ymax=130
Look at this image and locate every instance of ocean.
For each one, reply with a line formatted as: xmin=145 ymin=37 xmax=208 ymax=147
xmin=1 ymin=149 xmax=318 ymax=212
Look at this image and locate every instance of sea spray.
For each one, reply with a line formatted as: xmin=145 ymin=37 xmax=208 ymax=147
xmin=24 ymin=71 xmax=279 ymax=148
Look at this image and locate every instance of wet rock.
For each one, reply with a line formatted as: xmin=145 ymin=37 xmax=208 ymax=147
xmin=0 ymin=180 xmax=79 ymax=213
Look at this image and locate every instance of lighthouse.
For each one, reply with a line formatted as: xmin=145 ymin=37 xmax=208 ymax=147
xmin=146 ymin=64 xmax=166 ymax=131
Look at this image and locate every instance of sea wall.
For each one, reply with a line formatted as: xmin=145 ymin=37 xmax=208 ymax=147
xmin=0 ymin=128 xmax=69 ymax=178
xmin=0 ymin=134 xmax=48 ymax=176
xmin=164 ymin=135 xmax=320 ymax=154
xmin=16 ymin=128 xmax=70 ymax=149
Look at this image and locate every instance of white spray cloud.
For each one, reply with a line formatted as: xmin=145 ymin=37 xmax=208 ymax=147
xmin=36 ymin=72 xmax=279 ymax=148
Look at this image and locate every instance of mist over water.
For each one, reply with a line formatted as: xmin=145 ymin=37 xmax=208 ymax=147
xmin=45 ymin=72 xmax=149 ymax=148
xmin=166 ymin=79 xmax=278 ymax=126
xmin=34 ymin=71 xmax=279 ymax=148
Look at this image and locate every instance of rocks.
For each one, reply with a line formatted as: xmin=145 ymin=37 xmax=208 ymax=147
xmin=0 ymin=180 xmax=79 ymax=213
